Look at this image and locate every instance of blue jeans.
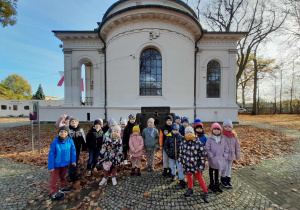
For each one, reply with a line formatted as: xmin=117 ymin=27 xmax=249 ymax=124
xmin=87 ymin=148 xmax=100 ymax=170
xmin=169 ymin=159 xmax=184 ymax=180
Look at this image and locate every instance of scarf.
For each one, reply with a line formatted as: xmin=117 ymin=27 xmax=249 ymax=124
xmin=213 ymin=135 xmax=221 ymax=144
xmin=223 ymin=130 xmax=234 ymax=137
xmin=196 ymin=131 xmax=205 ymax=137
xmin=58 ymin=136 xmax=68 ymax=142
xmin=148 ymin=127 xmax=154 ymax=137
xmin=185 ymin=134 xmax=196 ymax=140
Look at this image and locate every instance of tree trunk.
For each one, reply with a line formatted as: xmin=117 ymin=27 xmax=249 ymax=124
xmin=252 ymin=55 xmax=258 ymax=115
xmin=242 ymin=84 xmax=246 ymax=108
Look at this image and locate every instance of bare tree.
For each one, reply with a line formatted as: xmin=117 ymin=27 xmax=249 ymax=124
xmin=195 ymin=0 xmax=288 ymax=91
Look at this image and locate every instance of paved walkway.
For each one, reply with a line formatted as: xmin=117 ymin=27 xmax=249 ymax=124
xmin=0 ymin=118 xmax=29 ymax=131
xmin=0 ymin=121 xmax=299 ymax=209
xmin=236 ymin=121 xmax=300 ymax=210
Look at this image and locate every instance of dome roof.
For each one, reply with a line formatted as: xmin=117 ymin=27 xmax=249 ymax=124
xmin=103 ymin=0 xmax=198 ymax=20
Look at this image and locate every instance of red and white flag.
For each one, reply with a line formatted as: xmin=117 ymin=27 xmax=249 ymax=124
xmin=57 ymin=71 xmax=84 ymax=92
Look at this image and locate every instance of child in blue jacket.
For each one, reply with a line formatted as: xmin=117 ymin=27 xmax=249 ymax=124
xmin=48 ymin=126 xmax=76 ymax=200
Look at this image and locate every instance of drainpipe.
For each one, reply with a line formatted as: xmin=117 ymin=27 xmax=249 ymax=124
xmin=194 ymin=34 xmax=203 ymax=121
xmin=97 ymin=24 xmax=107 ymax=120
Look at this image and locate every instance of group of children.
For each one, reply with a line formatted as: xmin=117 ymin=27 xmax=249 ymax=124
xmin=48 ymin=114 xmax=241 ymax=203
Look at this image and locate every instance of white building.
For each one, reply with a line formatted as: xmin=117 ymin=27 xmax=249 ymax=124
xmin=44 ymin=0 xmax=246 ymax=122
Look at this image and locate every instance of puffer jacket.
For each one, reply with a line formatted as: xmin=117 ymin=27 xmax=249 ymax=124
xmin=222 ymin=134 xmax=241 ymax=160
xmin=128 ymin=133 xmax=144 ymax=158
xmin=178 ymin=137 xmax=207 ymax=174
xmin=48 ymin=136 xmax=76 ymax=170
xmin=142 ymin=127 xmax=159 ymax=150
xmin=164 ymin=133 xmax=185 ymax=160
xmin=100 ymin=134 xmax=123 ymax=170
xmin=86 ymin=127 xmax=103 ymax=149
xmin=206 ymin=135 xmax=229 ymax=170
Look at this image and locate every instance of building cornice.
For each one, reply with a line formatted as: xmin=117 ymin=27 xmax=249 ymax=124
xmin=99 ymin=6 xmax=202 ymax=40
xmin=52 ymin=31 xmax=99 ymax=41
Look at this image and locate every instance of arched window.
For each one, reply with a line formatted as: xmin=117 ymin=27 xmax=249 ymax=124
xmin=140 ymin=49 xmax=162 ymax=96
xmin=207 ymin=60 xmax=221 ymax=98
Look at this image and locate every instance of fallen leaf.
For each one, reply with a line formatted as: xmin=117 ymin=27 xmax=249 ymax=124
xmin=274 ymin=192 xmax=278 ymax=195
xmin=143 ymin=192 xmax=150 ymax=197
xmin=291 ymin=189 xmax=298 ymax=192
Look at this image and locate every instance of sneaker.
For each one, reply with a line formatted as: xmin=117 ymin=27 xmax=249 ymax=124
xmin=148 ymin=167 xmax=151 ymax=172
xmin=226 ymin=177 xmax=233 ymax=188
xmin=221 ymin=177 xmax=228 ymax=188
xmin=184 ymin=188 xmax=193 ymax=197
xmin=150 ymin=167 xmax=154 ymax=171
xmin=112 ymin=177 xmax=117 ymax=186
xmin=124 ymin=160 xmax=128 ymax=165
xmin=93 ymin=168 xmax=98 ymax=173
xmin=99 ymin=177 xmax=107 ymax=186
xmin=59 ymin=187 xmax=71 ymax=193
xmin=108 ymin=173 xmax=112 ymax=178
xmin=86 ymin=170 xmax=92 ymax=177
xmin=203 ymin=193 xmax=209 ymax=203
xmin=52 ymin=193 xmax=65 ymax=200
xmin=171 ymin=175 xmax=176 ymax=181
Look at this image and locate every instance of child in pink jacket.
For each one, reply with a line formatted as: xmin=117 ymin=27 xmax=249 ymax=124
xmin=129 ymin=126 xmax=144 ymax=176
xmin=221 ymin=120 xmax=241 ymax=188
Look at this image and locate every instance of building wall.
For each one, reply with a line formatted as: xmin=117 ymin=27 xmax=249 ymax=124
xmin=105 ymin=19 xmax=196 ymax=120
xmin=0 ymin=100 xmax=64 ymax=118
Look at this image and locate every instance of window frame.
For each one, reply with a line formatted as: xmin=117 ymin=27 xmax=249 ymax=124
xmin=139 ymin=48 xmax=162 ymax=96
xmin=206 ymin=60 xmax=221 ymax=98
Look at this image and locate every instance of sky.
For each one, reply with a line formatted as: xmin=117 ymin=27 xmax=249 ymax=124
xmin=0 ymin=0 xmax=117 ymax=99
xmin=0 ymin=0 xmax=297 ymax=101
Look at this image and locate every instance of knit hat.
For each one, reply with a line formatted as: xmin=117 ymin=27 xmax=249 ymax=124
xmin=185 ymin=126 xmax=194 ymax=134
xmin=132 ymin=125 xmax=140 ymax=133
xmin=223 ymin=119 xmax=233 ymax=128
xmin=181 ymin=117 xmax=189 ymax=124
xmin=110 ymin=121 xmax=118 ymax=126
xmin=112 ymin=125 xmax=121 ymax=132
xmin=166 ymin=115 xmax=173 ymax=122
xmin=147 ymin=118 xmax=155 ymax=123
xmin=58 ymin=125 xmax=69 ymax=134
xmin=120 ymin=118 xmax=127 ymax=125
xmin=108 ymin=118 xmax=115 ymax=125
xmin=174 ymin=116 xmax=181 ymax=120
xmin=70 ymin=117 xmax=79 ymax=123
xmin=194 ymin=119 xmax=203 ymax=128
xmin=94 ymin=119 xmax=103 ymax=126
xmin=128 ymin=114 xmax=136 ymax=120
xmin=211 ymin=123 xmax=222 ymax=133
xmin=171 ymin=123 xmax=179 ymax=130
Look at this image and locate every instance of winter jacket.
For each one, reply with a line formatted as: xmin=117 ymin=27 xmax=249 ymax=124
xmin=69 ymin=126 xmax=86 ymax=151
xmin=128 ymin=133 xmax=144 ymax=158
xmin=100 ymin=134 xmax=123 ymax=170
xmin=164 ymin=133 xmax=185 ymax=160
xmin=102 ymin=124 xmax=109 ymax=134
xmin=123 ymin=122 xmax=137 ymax=151
xmin=206 ymin=135 xmax=229 ymax=170
xmin=198 ymin=135 xmax=207 ymax=145
xmin=142 ymin=127 xmax=159 ymax=150
xmin=48 ymin=136 xmax=76 ymax=170
xmin=222 ymin=134 xmax=241 ymax=160
xmin=86 ymin=127 xmax=103 ymax=149
xmin=178 ymin=137 xmax=207 ymax=174
xmin=159 ymin=124 xmax=172 ymax=147
xmin=179 ymin=126 xmax=187 ymax=136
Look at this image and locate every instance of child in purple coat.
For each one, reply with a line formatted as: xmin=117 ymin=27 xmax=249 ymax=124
xmin=220 ymin=120 xmax=241 ymax=188
xmin=206 ymin=123 xmax=229 ymax=193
